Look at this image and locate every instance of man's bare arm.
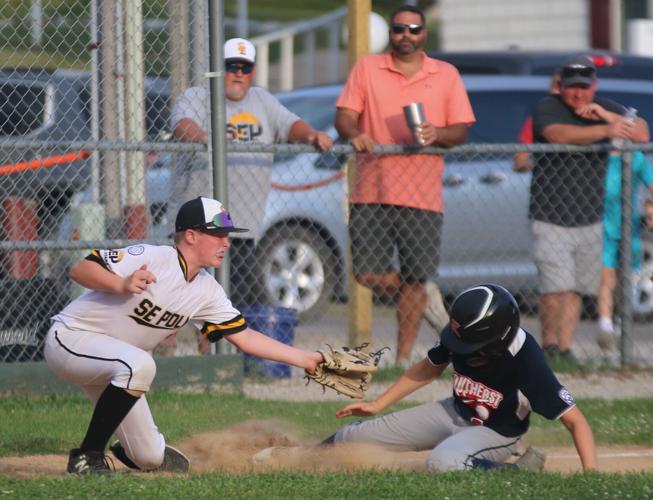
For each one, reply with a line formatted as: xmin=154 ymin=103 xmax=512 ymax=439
xmin=335 ymin=107 xmax=374 ymax=152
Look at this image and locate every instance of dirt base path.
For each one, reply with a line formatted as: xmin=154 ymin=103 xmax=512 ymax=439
xmin=1 ymin=420 xmax=652 ymax=477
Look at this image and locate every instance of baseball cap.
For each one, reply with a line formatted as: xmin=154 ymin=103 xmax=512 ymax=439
xmin=559 ymin=55 xmax=597 ymax=87
xmin=175 ymin=197 xmax=249 ymax=234
xmin=224 ymin=38 xmax=256 ymax=64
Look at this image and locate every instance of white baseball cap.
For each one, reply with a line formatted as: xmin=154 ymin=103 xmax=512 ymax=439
xmin=224 ymin=38 xmax=256 ymax=64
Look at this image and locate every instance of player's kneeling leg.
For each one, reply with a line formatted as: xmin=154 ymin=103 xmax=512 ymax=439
xmin=426 ymin=448 xmax=468 ymax=472
xmin=112 ymin=440 xmax=190 ymax=473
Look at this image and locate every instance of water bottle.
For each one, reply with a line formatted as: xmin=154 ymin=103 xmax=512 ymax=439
xmin=612 ymin=107 xmax=637 ymax=148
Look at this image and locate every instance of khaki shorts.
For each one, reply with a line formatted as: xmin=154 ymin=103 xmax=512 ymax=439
xmin=532 ymin=220 xmax=601 ymax=295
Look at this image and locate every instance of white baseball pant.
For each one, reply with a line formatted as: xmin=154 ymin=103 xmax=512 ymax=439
xmin=44 ymin=322 xmax=167 ymax=469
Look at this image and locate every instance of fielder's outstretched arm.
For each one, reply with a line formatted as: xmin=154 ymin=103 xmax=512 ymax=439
xmin=226 ymin=327 xmax=323 ymax=374
xmin=560 ymin=406 xmax=598 ymax=471
xmin=335 ymin=358 xmax=447 ymax=418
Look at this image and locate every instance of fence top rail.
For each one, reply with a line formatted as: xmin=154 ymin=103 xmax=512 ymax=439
xmin=249 ymin=6 xmax=346 ymax=45
xmin=0 ymin=239 xmax=171 ymax=251
xmin=2 ymin=140 xmax=653 ymax=155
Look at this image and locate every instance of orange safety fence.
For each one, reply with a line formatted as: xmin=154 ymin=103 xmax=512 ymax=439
xmin=0 ymin=150 xmax=90 ymax=177
xmin=270 ymin=170 xmax=345 ymax=192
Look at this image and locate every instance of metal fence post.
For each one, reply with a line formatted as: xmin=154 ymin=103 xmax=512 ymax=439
xmin=123 ymin=0 xmax=147 ymax=239
xmin=208 ymin=0 xmax=235 ymax=355
xmin=168 ymin=0 xmax=190 ymax=103
xmin=619 ymin=150 xmax=635 ymax=366
xmin=99 ymin=0 xmax=122 ymax=239
xmin=346 ymin=0 xmax=373 ymax=349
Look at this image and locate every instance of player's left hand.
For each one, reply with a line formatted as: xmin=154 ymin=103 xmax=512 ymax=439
xmin=335 ymin=401 xmax=380 ymax=418
xmin=304 ymin=351 xmax=324 ymax=375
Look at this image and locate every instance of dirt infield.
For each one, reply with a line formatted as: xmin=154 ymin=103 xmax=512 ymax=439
xmin=1 ymin=420 xmax=652 ymax=477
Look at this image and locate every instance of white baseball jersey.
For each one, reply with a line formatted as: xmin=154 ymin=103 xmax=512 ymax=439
xmin=52 ymin=244 xmax=246 ymax=352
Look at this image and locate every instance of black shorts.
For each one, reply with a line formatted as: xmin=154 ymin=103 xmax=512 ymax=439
xmin=349 ymin=204 xmax=442 ymax=283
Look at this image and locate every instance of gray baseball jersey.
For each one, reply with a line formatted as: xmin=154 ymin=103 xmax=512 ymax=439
xmin=169 ymin=86 xmax=301 ymax=239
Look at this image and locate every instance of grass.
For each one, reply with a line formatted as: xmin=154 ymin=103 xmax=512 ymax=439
xmin=1 ymin=392 xmax=652 ymax=456
xmin=1 ymin=470 xmax=653 ymax=499
xmin=0 ymin=392 xmax=651 ymax=497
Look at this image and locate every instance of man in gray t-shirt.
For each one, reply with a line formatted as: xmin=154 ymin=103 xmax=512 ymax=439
xmin=170 ymin=37 xmax=332 ymax=240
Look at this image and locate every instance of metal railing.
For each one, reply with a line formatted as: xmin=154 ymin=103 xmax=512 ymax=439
xmin=250 ymin=7 xmax=347 ymax=91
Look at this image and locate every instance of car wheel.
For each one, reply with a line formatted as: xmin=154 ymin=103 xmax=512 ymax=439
xmin=632 ymin=240 xmax=653 ymax=321
xmin=255 ymin=225 xmax=336 ymax=322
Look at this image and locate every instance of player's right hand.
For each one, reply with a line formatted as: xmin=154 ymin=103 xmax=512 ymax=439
xmin=124 ymin=264 xmax=157 ymax=294
xmin=335 ymin=401 xmax=379 ymax=419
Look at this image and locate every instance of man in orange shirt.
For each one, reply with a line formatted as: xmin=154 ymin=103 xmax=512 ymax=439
xmin=335 ymin=5 xmax=475 ymax=366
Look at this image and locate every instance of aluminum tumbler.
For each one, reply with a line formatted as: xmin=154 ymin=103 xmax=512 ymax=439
xmin=403 ymin=102 xmax=426 ymax=144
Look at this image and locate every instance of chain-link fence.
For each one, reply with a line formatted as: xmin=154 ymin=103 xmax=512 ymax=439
xmin=2 ymin=137 xmax=653 ymax=367
xmin=1 ymin=1 xmax=652 ymax=369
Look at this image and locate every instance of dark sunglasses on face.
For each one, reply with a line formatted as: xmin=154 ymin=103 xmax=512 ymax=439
xmin=561 ymin=66 xmax=595 ymax=79
xmin=390 ymin=23 xmax=424 ymax=35
xmin=225 ymin=62 xmax=254 ymax=74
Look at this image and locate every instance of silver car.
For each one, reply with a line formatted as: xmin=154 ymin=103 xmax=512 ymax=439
xmin=256 ymin=75 xmax=653 ymax=320
xmin=85 ymin=75 xmax=653 ymax=322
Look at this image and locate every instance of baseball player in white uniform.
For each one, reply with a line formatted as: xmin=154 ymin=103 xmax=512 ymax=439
xmin=44 ymin=197 xmax=323 ymax=474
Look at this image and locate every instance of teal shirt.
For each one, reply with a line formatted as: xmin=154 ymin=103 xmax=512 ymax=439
xmin=603 ymin=151 xmax=653 ymax=240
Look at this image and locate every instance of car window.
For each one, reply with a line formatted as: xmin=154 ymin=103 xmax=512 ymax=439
xmin=79 ymin=83 xmax=170 ymax=140
xmin=0 ymin=82 xmax=48 ymax=136
xmin=278 ymin=93 xmax=337 ymax=131
xmin=467 ymin=90 xmax=545 ymax=143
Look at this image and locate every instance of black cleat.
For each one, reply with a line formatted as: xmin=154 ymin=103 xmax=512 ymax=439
xmin=158 ymin=445 xmax=190 ymax=473
xmin=110 ymin=441 xmax=190 ymax=473
xmin=67 ymin=448 xmax=114 ymax=475
xmin=109 ymin=441 xmax=139 ymax=470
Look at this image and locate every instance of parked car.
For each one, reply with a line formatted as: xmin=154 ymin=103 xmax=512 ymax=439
xmin=0 ymin=69 xmax=169 ymax=239
xmin=7 ymin=70 xmax=653 ymax=335
xmin=138 ymin=74 xmax=653 ymax=321
xmin=429 ymin=50 xmax=653 ymax=81
xmin=0 ymin=68 xmax=170 ymax=360
xmin=254 ymin=75 xmax=653 ymax=320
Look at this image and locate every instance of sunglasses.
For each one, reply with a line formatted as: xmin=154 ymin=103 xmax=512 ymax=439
xmin=225 ymin=62 xmax=254 ymax=74
xmin=390 ymin=23 xmax=424 ymax=35
xmin=560 ymin=66 xmax=595 ymax=79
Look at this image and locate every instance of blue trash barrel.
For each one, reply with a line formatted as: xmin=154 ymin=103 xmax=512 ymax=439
xmin=241 ymin=305 xmax=298 ymax=378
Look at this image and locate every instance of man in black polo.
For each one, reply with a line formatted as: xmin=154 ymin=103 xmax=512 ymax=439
xmin=530 ymin=55 xmax=649 ymax=363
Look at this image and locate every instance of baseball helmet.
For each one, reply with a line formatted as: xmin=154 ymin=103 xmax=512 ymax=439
xmin=440 ymin=283 xmax=520 ymax=355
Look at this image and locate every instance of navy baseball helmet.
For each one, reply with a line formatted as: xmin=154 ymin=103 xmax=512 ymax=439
xmin=440 ymin=283 xmax=520 ymax=355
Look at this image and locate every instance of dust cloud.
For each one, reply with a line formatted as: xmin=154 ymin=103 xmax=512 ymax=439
xmin=178 ymin=419 xmax=427 ymax=473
